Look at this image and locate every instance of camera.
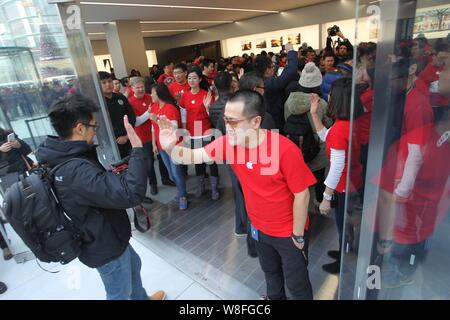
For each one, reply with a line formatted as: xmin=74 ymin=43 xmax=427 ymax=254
xmin=328 ymin=25 xmax=340 ymax=37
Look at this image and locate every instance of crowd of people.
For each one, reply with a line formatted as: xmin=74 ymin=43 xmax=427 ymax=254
xmin=1 ymin=24 xmax=449 ymax=300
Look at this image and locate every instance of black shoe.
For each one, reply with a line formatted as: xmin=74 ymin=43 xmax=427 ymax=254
xmin=162 ymin=179 xmax=176 ymax=187
xmin=0 ymin=282 xmax=7 ymax=295
xmin=150 ymin=185 xmax=158 ymax=195
xmin=327 ymin=250 xmax=340 ymax=260
xmin=144 ymin=196 xmax=153 ymax=204
xmin=322 ymin=260 xmax=341 ymax=274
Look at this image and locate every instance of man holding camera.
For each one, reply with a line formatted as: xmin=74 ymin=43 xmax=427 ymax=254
xmin=326 ymin=26 xmax=354 ymax=65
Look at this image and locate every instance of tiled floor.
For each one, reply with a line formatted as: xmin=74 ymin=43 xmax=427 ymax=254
xmin=0 ymin=164 xmax=342 ymax=300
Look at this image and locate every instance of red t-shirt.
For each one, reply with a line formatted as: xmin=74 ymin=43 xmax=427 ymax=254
xmin=356 ymin=88 xmax=373 ymax=146
xmin=376 ymin=84 xmax=434 ymax=194
xmin=128 ymin=94 xmax=153 ymax=144
xmin=157 ymin=73 xmax=175 ymax=86
xmin=168 ymin=81 xmax=190 ymax=99
xmin=375 ymin=124 xmax=450 ymax=244
xmin=326 ymin=120 xmax=363 ymax=193
xmin=418 ymin=62 xmax=450 ymax=107
xmin=204 ymin=131 xmax=317 ymax=237
xmin=150 ymin=102 xmax=181 ymax=150
xmin=179 ymin=89 xmax=213 ymax=136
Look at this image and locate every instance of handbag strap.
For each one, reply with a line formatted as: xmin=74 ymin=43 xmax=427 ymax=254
xmin=21 ymin=154 xmax=32 ymax=171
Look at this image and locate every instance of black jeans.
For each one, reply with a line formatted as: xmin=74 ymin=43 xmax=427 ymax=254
xmin=157 ymin=153 xmax=170 ymax=182
xmin=255 ymin=230 xmax=313 ymax=300
xmin=0 ymin=222 xmax=8 ymax=250
xmin=312 ymin=168 xmax=326 ymax=203
xmin=143 ymin=142 xmax=157 ymax=186
xmin=227 ymin=165 xmax=257 ymax=255
xmin=117 ymin=141 xmax=131 ymax=159
xmin=190 ymin=138 xmax=219 ymax=177
xmin=334 ymin=192 xmax=346 ymax=251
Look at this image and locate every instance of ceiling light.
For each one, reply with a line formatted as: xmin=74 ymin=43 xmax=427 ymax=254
xmin=140 ymin=21 xmax=233 ymax=24
xmin=80 ymin=2 xmax=279 ymax=13
xmin=142 ymin=29 xmax=197 ymax=33
xmin=88 ymin=32 xmax=105 ymax=35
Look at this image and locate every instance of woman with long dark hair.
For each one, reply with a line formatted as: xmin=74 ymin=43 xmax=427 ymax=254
xmin=310 ymin=77 xmax=363 ymax=274
xmin=179 ymin=65 xmax=220 ymax=200
xmin=150 ymin=83 xmax=187 ymax=210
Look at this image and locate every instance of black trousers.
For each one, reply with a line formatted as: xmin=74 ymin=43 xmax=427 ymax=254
xmin=255 ymin=230 xmax=313 ymax=300
xmin=0 ymin=222 xmax=8 ymax=250
xmin=227 ymin=165 xmax=257 ymax=255
xmin=117 ymin=141 xmax=132 ymax=160
xmin=143 ymin=142 xmax=157 ymax=186
xmin=190 ymin=138 xmax=219 ymax=177
xmin=312 ymin=168 xmax=326 ymax=203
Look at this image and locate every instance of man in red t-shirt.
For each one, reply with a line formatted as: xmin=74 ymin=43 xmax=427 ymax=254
xmin=157 ymin=64 xmax=175 ymax=86
xmin=128 ymin=77 xmax=158 ymax=196
xmin=168 ymin=63 xmax=190 ymax=103
xmin=158 ymin=90 xmax=316 ymax=300
xmin=202 ymin=59 xmax=215 ymax=87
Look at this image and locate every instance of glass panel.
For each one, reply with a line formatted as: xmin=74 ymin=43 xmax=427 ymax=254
xmin=341 ymin=0 xmax=450 ymax=300
xmin=0 ymin=0 xmax=119 ymax=261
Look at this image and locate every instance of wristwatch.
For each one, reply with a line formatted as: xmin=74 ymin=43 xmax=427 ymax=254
xmin=292 ymin=233 xmax=305 ymax=244
xmin=323 ymin=192 xmax=333 ymax=201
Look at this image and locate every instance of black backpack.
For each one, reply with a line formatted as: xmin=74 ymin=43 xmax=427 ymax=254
xmin=2 ymin=158 xmax=90 ymax=265
xmin=284 ymin=113 xmax=320 ymax=163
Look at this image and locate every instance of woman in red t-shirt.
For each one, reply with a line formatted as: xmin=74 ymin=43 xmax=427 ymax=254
xmin=311 ymin=77 xmax=363 ymax=274
xmin=150 ymin=84 xmax=187 ymax=210
xmin=179 ymin=66 xmax=220 ymax=200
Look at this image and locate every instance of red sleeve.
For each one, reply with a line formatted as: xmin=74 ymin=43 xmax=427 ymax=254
xmin=204 ymin=135 xmax=227 ymax=162
xmin=327 ymin=127 xmax=348 ymax=151
xmin=404 ymin=104 xmax=433 ymax=146
xmin=164 ymin=105 xmax=181 ymax=123
xmin=281 ymin=143 xmax=317 ymax=194
xmin=168 ymin=83 xmax=176 ymax=97
xmin=157 ymin=74 xmax=165 ymax=83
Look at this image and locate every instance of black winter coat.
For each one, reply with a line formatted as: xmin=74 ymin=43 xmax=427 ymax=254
xmin=35 ymin=137 xmax=148 ymax=268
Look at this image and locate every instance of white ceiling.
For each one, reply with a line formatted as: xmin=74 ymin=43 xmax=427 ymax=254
xmin=82 ymin=0 xmax=333 ymax=40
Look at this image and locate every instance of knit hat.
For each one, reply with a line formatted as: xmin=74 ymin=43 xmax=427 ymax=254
xmin=299 ymin=62 xmax=322 ymax=88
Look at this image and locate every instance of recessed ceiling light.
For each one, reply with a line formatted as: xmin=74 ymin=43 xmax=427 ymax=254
xmin=142 ymin=29 xmax=197 ymax=33
xmin=140 ymin=21 xmax=233 ymax=24
xmin=79 ymin=2 xmax=279 ymax=13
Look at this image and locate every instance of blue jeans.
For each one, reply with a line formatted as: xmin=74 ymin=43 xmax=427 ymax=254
xmin=96 ymin=245 xmax=148 ymax=300
xmin=160 ymin=150 xmax=187 ymax=198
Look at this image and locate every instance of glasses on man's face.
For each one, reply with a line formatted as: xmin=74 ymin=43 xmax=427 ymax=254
xmin=223 ymin=116 xmax=256 ymax=128
xmin=82 ymin=123 xmax=100 ymax=132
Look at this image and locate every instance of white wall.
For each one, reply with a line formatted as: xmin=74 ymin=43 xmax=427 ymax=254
xmin=222 ymin=25 xmax=320 ymax=57
xmin=94 ymin=51 xmax=158 ymax=72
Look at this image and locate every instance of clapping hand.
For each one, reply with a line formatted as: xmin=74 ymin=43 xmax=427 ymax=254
xmin=157 ymin=116 xmax=178 ymax=151
xmin=203 ymin=90 xmax=213 ymax=109
xmin=310 ymin=94 xmax=320 ymax=114
xmin=124 ymin=115 xmax=143 ymax=148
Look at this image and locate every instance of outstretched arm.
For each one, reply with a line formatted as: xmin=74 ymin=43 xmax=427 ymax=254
xmin=158 ymin=116 xmax=213 ymax=165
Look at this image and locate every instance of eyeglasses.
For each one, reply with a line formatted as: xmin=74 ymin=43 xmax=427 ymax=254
xmin=82 ymin=123 xmax=100 ymax=132
xmin=223 ymin=116 xmax=257 ymax=128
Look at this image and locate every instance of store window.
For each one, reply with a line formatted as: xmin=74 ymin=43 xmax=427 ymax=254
xmin=0 ymin=0 xmax=119 ymax=261
xmin=340 ymin=0 xmax=450 ymax=300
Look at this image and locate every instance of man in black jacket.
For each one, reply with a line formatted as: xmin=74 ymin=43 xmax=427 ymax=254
xmin=35 ymin=94 xmax=165 ymax=300
xmin=99 ymin=71 xmax=136 ymax=159
xmin=209 ymin=71 xmax=233 ymax=128
xmin=254 ymin=44 xmax=299 ymax=131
